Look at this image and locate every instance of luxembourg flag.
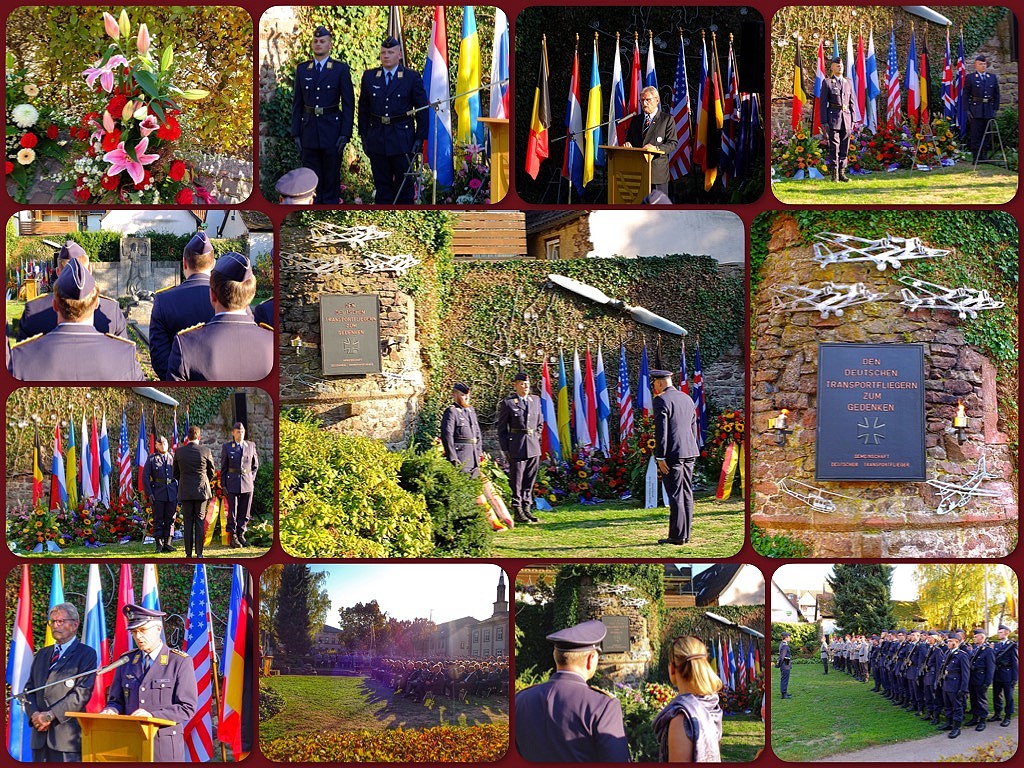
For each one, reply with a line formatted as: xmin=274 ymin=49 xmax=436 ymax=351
xmin=489 ymin=9 xmax=509 ymax=119
xmin=6 ymin=566 xmax=34 ymax=762
xmin=423 ymin=6 xmax=453 ymax=188
xmin=607 ymin=33 xmax=627 ymax=146
xmin=540 ymin=357 xmax=562 ymax=461
xmin=563 ymin=44 xmax=584 ymax=196
xmin=84 ymin=563 xmax=111 ymax=711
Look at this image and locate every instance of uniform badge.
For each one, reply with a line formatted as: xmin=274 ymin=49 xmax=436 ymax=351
xmin=657 ymin=136 xmax=663 ymax=142
xmin=160 ymin=654 xmax=169 ymax=665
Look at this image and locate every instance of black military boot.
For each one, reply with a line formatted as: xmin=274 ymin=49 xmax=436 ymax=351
xmin=975 ymin=720 xmax=986 ymax=732
xmin=937 ymin=719 xmax=953 ymax=731
xmin=948 ymin=724 xmax=961 ymax=738
xmin=987 ymin=713 xmax=1001 ymax=722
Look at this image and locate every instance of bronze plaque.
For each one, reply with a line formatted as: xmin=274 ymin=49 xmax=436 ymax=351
xmin=601 ymin=615 xmax=630 ymax=654
xmin=320 ymin=294 xmax=381 ymax=375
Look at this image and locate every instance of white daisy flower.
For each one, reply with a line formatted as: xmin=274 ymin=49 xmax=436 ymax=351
xmin=11 ymin=103 xmax=39 ymax=128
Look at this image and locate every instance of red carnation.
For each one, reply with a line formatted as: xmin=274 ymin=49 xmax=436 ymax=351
xmin=101 ymin=129 xmax=122 ymax=153
xmin=73 ymin=186 xmax=91 ymax=202
xmin=20 ymin=132 xmax=38 ymax=148
xmin=4 ymin=161 xmax=12 ymax=174
xmin=106 ymin=94 xmax=128 ymax=119
xmin=100 ymin=174 xmax=119 ymax=191
xmin=175 ymin=187 xmax=193 ymax=204
xmin=46 ymin=124 xmax=59 ymax=140
xmin=132 ymin=170 xmax=152 ymax=190
xmin=168 ymin=159 xmax=187 ymax=181
xmin=157 ymin=115 xmax=181 ymax=141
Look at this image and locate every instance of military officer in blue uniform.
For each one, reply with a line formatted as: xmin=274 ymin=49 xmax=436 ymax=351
xmin=966 ymin=627 xmax=996 ymax=730
xmin=990 ymin=624 xmax=1017 ymax=727
xmin=9 ymin=258 xmax=143 ymax=381
xmin=290 ymin=26 xmax=354 ymax=203
xmin=823 ymin=56 xmax=856 ymax=182
xmin=440 ymin=382 xmax=483 ymax=478
xmin=358 ymin=35 xmax=428 ymax=204
xmin=17 ymin=241 xmax=126 ymax=341
xmin=938 ymin=632 xmax=971 ymax=738
xmin=221 ymin=421 xmax=259 ymax=548
xmin=920 ymin=630 xmax=943 ymax=722
xmin=253 ymin=298 xmax=274 ymax=329
xmin=149 ymin=231 xmax=218 ymax=381
xmin=907 ymin=629 xmax=928 ymax=714
xmin=167 ymin=252 xmax=274 ymax=382
xmin=143 ymin=436 xmax=178 ymax=554
xmin=514 ymin=620 xmax=630 ymax=762
xmin=101 ymin=604 xmax=197 ymax=762
xmin=962 ymin=54 xmax=1000 ymax=162
xmin=652 ymin=370 xmax=700 ymax=545
xmin=777 ymin=631 xmax=792 ymax=699
xmin=497 ymin=372 xmax=543 ymax=524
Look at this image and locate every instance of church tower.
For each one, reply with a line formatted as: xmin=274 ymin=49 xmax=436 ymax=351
xmin=492 ymin=570 xmax=509 ymax=617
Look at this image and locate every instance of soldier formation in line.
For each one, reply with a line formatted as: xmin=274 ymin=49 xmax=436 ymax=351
xmin=371 ymin=657 xmax=509 ymax=704
xmin=821 ymin=625 xmax=1018 ymax=738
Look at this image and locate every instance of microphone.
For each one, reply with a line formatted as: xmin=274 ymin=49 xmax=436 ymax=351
xmin=96 ymin=655 xmax=131 ymax=676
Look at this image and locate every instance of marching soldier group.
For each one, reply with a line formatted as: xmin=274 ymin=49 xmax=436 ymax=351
xmin=819 ymin=625 xmax=1017 ymax=738
xmin=371 ymin=657 xmax=509 ymax=704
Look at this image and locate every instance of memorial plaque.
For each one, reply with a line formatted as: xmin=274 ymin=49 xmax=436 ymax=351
xmin=601 ymin=615 xmax=630 ymax=654
xmin=816 ymin=343 xmax=925 ymax=481
xmin=320 ymin=294 xmax=381 ymax=375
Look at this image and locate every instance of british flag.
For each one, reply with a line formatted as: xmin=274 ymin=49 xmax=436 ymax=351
xmin=117 ymin=410 xmax=132 ymax=505
xmin=669 ymin=33 xmax=692 ymax=179
xmin=941 ymin=29 xmax=955 ymax=119
xmin=692 ymin=339 xmax=707 ymax=447
xmin=184 ymin=564 xmax=215 ymax=762
xmin=616 ymin=343 xmax=634 ymax=449
xmin=886 ymin=29 xmax=901 ymax=130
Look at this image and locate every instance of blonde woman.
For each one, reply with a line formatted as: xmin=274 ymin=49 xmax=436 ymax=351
xmin=652 ymin=636 xmax=724 ymax=762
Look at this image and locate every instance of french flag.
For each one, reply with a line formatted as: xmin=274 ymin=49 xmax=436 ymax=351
xmin=423 ymin=5 xmax=453 ymax=188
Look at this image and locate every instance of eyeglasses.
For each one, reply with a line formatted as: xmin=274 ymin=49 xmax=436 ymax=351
xmin=48 ymin=618 xmax=75 ymax=626
xmin=130 ymin=625 xmax=160 ymax=635
xmin=641 ymin=97 xmax=657 ymax=103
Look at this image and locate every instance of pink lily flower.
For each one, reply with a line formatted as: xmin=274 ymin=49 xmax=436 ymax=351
xmin=137 ymin=23 xmax=150 ymax=54
xmin=83 ymin=55 xmax=129 ymax=93
xmin=138 ymin=114 xmax=160 ymax=137
xmin=103 ymin=136 xmax=159 ymax=184
xmin=103 ymin=12 xmax=120 ymax=40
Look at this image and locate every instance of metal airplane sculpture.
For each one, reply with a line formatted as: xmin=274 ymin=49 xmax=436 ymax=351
xmin=778 ymin=478 xmax=859 ymax=513
xmin=547 ymin=273 xmax=686 ymax=335
xmin=897 ymin=276 xmax=1005 ymax=319
xmin=927 ymin=456 xmax=1002 ymax=515
xmin=771 ymin=282 xmax=887 ymax=318
xmin=811 ymin=232 xmax=950 ymax=271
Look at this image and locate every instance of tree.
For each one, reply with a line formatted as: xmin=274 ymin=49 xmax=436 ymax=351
xmin=915 ymin=564 xmax=1009 ymax=630
xmin=273 ymin=564 xmax=318 ymax=657
xmin=336 ymin=600 xmax=390 ymax=652
xmin=827 ymin=565 xmax=895 ymax=634
xmin=387 ymin=617 xmax=436 ymax=656
xmin=260 ymin=565 xmax=282 ymax=651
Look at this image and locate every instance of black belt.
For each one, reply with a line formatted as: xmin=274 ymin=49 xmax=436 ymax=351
xmin=304 ymin=103 xmax=339 ymax=116
xmin=510 ymin=428 xmax=536 ymax=435
xmin=455 ymin=438 xmax=478 ymax=444
xmin=370 ymin=112 xmax=414 ymax=126
xmin=151 ymin=479 xmax=170 ymax=485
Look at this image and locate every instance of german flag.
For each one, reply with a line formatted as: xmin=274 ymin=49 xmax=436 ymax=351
xmin=525 ymin=35 xmax=551 ymax=179
xmin=792 ymin=42 xmax=810 ymax=130
xmin=703 ymin=36 xmax=725 ymax=192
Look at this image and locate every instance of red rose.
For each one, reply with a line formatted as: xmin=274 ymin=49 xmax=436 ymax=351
xmin=157 ymin=115 xmax=181 ymax=141
xmin=73 ymin=186 xmax=92 ymax=202
xmin=46 ymin=124 xmax=59 ymax=140
xmin=168 ymin=159 xmax=187 ymax=181
xmin=175 ymin=187 xmax=193 ymax=204
xmin=4 ymin=161 xmax=12 ymax=174
xmin=106 ymin=94 xmax=128 ymax=119
xmin=20 ymin=132 xmax=38 ymax=148
xmin=100 ymin=173 xmax=119 ymax=191
xmin=101 ymin=129 xmax=122 ymax=153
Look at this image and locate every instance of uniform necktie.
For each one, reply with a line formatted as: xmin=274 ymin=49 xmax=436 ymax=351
xmin=386 ymin=71 xmax=393 ymax=86
xmin=143 ymin=654 xmax=152 ymax=673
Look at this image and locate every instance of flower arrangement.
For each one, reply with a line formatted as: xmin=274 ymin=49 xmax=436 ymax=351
xmin=770 ymin=127 xmax=827 ymax=177
xmin=534 ymin=448 xmax=629 ymax=506
xmin=5 ymin=52 xmax=68 ymax=202
xmin=7 ymin=502 xmax=65 ymax=549
xmin=910 ymin=126 xmax=940 ymax=166
xmin=58 ymin=10 xmax=211 ymax=204
xmin=413 ymin=141 xmax=491 ymax=204
xmin=929 ymin=117 xmax=961 ymax=160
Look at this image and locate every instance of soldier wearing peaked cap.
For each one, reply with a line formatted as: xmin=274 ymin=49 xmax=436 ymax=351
xmin=167 ymin=252 xmax=273 ymax=382
xmin=963 ymin=54 xmax=1000 ymax=163
xmin=17 ymin=240 xmax=127 ymax=341
xmin=9 ymin=258 xmax=143 ymax=381
xmin=823 ymin=56 xmax=855 ymax=183
xmin=652 ymin=369 xmax=700 ymax=546
xmin=497 ymin=372 xmax=543 ymax=524
xmin=275 ymin=166 xmax=318 ymax=204
xmin=938 ymin=632 xmax=971 ymax=738
xmin=440 ymin=382 xmax=483 ymax=478
xmin=358 ymin=35 xmax=428 ymax=204
xmin=990 ymin=624 xmax=1017 ymax=727
xmin=101 ymin=604 xmax=197 ymax=762
xmin=515 ymin=620 xmax=630 ymax=762
xmin=291 ymin=25 xmax=354 ymax=203
xmin=966 ymin=628 xmax=995 ymax=730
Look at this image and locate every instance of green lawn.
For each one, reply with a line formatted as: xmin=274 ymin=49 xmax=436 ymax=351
xmin=772 ymin=164 xmax=1017 ymax=205
xmin=490 ymin=492 xmax=744 ymax=558
xmin=260 ymin=674 xmax=508 ymax=743
xmin=11 ymin=539 xmax=268 ymax=559
xmin=771 ymin=663 xmax=1017 ymax=761
xmin=721 ymin=712 xmax=765 ymax=762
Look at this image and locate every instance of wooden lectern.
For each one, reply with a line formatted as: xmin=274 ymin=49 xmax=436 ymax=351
xmin=69 ymin=712 xmax=175 ymax=762
xmin=601 ymin=145 xmax=663 ymax=204
xmin=479 ymin=117 xmax=509 ymax=203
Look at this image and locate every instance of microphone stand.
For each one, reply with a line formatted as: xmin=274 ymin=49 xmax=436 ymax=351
xmin=7 ymin=663 xmax=113 ymax=705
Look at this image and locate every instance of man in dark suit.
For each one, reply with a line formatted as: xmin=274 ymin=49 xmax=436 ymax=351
xmin=17 ymin=241 xmax=126 ymax=341
xmin=358 ymin=35 xmax=429 ymax=204
xmin=25 ymin=602 xmax=97 ymax=762
xmin=990 ymin=624 xmax=1017 ymax=727
xmin=221 ymin=421 xmax=259 ymax=548
xmin=9 ymin=258 xmax=143 ymax=381
xmin=101 ymin=604 xmax=197 ymax=762
xmin=963 ymin=54 xmax=1000 ymax=162
xmin=440 ymin=383 xmax=483 ymax=478
xmin=966 ymin=628 xmax=996 ymax=730
xmin=823 ymin=56 xmax=855 ymax=182
xmin=514 ymin=620 xmax=629 ymax=762
xmin=777 ymin=631 xmax=793 ymax=699
xmin=173 ymin=426 xmax=215 ymax=558
xmin=290 ymin=26 xmax=354 ymax=203
xmin=167 ymin=252 xmax=274 ymax=382
xmin=652 ymin=369 xmax=700 ymax=545
xmin=624 ymin=86 xmax=678 ymax=194
xmin=939 ymin=632 xmax=972 ymax=738
xmin=149 ymin=231 xmax=217 ymax=381
xmin=496 ymin=372 xmax=543 ymax=524
xmin=143 ymin=436 xmax=178 ymax=554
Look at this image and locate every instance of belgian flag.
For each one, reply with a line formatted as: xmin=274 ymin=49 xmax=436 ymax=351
xmin=31 ymin=426 xmax=43 ymax=508
xmin=792 ymin=42 xmax=810 ymax=130
xmin=525 ymin=35 xmax=551 ymax=179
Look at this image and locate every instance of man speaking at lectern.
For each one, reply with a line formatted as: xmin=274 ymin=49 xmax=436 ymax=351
xmin=623 ymin=86 xmax=677 ymax=195
xmin=100 ymin=604 xmax=197 ymax=761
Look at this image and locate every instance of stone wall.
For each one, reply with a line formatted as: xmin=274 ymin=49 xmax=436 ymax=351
xmin=258 ymin=6 xmax=300 ymax=158
xmin=577 ymin=577 xmax=657 ymax=685
xmin=278 ymin=223 xmax=426 ymax=449
xmin=750 ymin=215 xmax=1016 ymax=558
xmin=977 ymin=14 xmax=1019 ymax=107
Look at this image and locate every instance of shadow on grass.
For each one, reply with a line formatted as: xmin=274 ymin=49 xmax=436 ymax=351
xmin=358 ymin=676 xmax=508 ymax=731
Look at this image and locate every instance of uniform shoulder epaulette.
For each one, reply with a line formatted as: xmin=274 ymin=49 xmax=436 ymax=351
xmin=154 ymin=284 xmax=174 ymax=295
xmin=10 ymin=333 xmax=43 ymax=348
xmin=590 ymin=685 xmax=616 ymax=698
xmin=106 ymin=333 xmax=135 ymax=344
xmin=171 ymin=648 xmax=188 ymax=658
xmin=99 ymin=294 xmax=117 ymax=300
xmin=176 ymin=323 xmax=205 ymax=336
xmin=258 ymin=322 xmax=273 ymax=331
xmin=302 ymin=59 xmax=315 ymax=70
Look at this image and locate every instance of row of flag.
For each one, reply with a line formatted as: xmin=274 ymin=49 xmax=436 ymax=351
xmin=31 ymin=407 xmax=191 ymax=513
xmin=792 ymin=26 xmax=969 ymax=137
xmin=6 ymin=564 xmax=252 ymax=762
xmin=537 ymin=339 xmax=708 ymax=463
xmin=526 ymin=30 xmax=762 ymax=195
xmin=7 ymin=260 xmax=50 ymax=292
xmin=418 ymin=5 xmax=509 ymax=189
xmin=706 ymin=634 xmax=762 ymax=692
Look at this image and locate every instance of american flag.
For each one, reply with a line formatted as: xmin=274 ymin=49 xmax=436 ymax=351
xmin=616 ymin=344 xmax=634 ymax=448
xmin=117 ymin=411 xmax=132 ymax=505
xmin=669 ymin=33 xmax=692 ymax=179
xmin=184 ymin=564 xmax=215 ymax=762
xmin=692 ymin=339 xmax=707 ymax=447
xmin=886 ymin=29 xmax=901 ymax=130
